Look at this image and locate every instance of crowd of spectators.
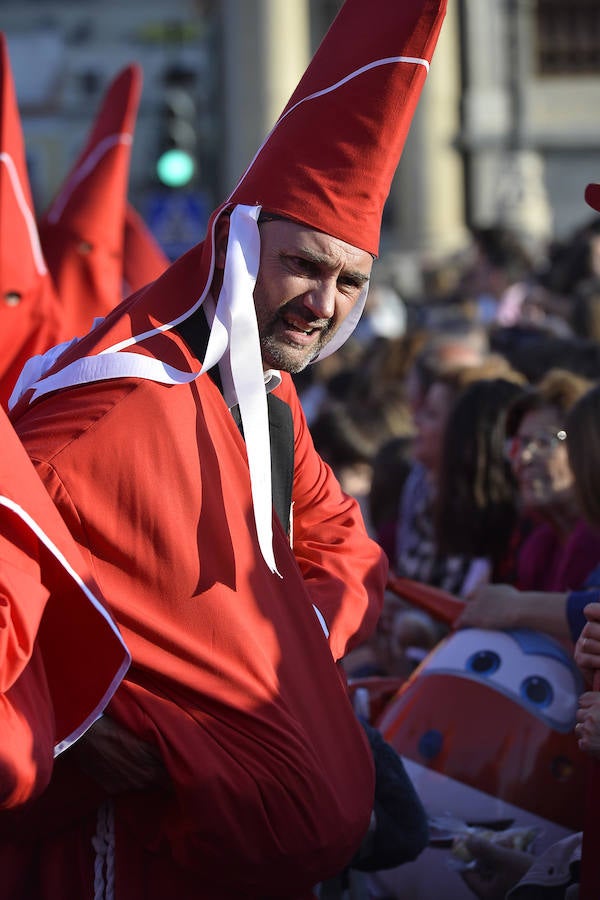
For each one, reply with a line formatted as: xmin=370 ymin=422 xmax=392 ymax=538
xmin=294 ymin=216 xmax=600 ymax=681
xmin=297 ymin=214 xmax=600 ymax=898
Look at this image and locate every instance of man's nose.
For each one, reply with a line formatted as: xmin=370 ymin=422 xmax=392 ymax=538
xmin=302 ymin=281 xmax=336 ymax=320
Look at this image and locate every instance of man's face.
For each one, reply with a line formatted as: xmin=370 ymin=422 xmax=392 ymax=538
xmin=253 ymin=218 xmax=372 ymax=373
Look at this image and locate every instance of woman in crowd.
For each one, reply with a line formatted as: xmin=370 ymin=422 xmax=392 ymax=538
xmin=507 ymin=368 xmax=599 ymax=592
xmin=434 ymin=375 xmax=528 ymax=590
xmin=362 ymin=363 xmax=525 ymax=679
xmin=457 ymin=372 xmax=600 ymax=645
xmin=394 ymin=354 xmax=521 ymax=594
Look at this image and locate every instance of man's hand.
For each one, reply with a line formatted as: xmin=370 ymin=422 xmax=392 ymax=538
xmin=69 ymin=714 xmax=169 ymax=795
xmin=574 ymin=602 xmax=600 ymax=685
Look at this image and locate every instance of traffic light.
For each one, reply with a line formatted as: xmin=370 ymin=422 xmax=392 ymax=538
xmin=156 ymin=65 xmax=198 ymax=189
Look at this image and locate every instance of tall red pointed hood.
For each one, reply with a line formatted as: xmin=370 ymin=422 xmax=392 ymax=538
xmin=39 ymin=64 xmax=142 ymax=339
xmin=123 ymin=203 xmax=170 ymax=294
xmin=0 ymin=32 xmax=62 ymax=411
xmin=229 ymin=0 xmax=447 ymax=258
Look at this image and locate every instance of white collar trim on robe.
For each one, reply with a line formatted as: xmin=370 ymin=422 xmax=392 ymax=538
xmin=11 ymin=205 xmax=281 ymax=576
xmin=0 ymin=495 xmax=131 ymax=755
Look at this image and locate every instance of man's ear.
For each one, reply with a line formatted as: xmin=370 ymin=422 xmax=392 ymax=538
xmin=214 ymin=214 xmax=230 ymax=271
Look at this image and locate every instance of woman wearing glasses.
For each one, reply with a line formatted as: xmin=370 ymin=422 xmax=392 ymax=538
xmin=456 ymin=369 xmax=600 ymax=645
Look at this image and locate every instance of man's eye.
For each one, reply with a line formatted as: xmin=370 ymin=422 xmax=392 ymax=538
xmin=290 ymin=256 xmax=313 ymax=273
xmin=338 ymin=279 xmax=362 ymax=294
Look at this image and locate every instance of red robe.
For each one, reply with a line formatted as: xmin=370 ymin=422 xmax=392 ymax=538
xmin=0 ymin=406 xmax=129 ymax=811
xmin=6 ymin=244 xmax=387 ymax=898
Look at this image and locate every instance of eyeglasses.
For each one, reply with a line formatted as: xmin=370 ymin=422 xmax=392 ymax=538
xmin=505 ymin=429 xmax=567 ymax=462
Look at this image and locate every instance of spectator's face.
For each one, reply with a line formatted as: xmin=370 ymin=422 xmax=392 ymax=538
xmin=413 ymin=382 xmax=454 ymax=473
xmin=509 ymin=406 xmax=573 ymax=512
xmin=252 ymin=218 xmax=372 ymax=373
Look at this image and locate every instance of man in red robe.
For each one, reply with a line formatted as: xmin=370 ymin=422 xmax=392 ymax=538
xmin=4 ymin=1 xmax=447 ymax=897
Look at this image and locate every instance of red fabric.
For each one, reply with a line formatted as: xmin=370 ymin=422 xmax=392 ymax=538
xmin=122 ymin=204 xmax=169 ymax=295
xmin=585 ymin=183 xmax=600 ymax=213
xmin=8 ymin=303 xmax=386 ymax=895
xmin=282 ymin=375 xmax=385 ymax=659
xmin=0 ymin=631 xmax=54 ymax=810
xmin=379 ymin=671 xmax=585 ymax=831
xmin=229 ymin=0 xmax=447 ymax=257
xmin=386 ymin=575 xmax=465 ymax=627
xmin=517 ymin=519 xmax=600 ymax=593
xmin=38 ymin=65 xmax=142 ymax=340
xmin=0 ymin=405 xmax=129 ymax=810
xmin=0 ymin=34 xmax=62 ymax=411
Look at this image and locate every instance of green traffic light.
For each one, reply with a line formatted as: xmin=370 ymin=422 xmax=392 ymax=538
xmin=156 ymin=148 xmax=196 ymax=188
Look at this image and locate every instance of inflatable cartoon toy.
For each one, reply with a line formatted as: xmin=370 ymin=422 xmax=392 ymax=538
xmin=366 ymin=578 xmax=586 ymax=899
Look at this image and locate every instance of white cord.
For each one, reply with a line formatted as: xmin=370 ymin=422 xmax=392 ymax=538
xmin=92 ymin=799 xmax=116 ymax=900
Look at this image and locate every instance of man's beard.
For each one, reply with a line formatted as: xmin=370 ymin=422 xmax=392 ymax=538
xmin=257 ymin=311 xmax=335 ymax=373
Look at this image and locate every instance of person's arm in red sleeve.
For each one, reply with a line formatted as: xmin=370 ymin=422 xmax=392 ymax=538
xmin=276 ymin=374 xmax=387 ymax=662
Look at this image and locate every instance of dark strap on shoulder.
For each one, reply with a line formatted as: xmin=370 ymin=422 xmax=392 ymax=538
xmin=268 ymin=395 xmax=294 ymax=535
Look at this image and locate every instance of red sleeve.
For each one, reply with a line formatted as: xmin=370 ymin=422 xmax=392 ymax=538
xmin=275 ymin=374 xmax=387 ymax=661
xmin=0 ymin=539 xmax=49 ymax=693
xmin=0 ymin=541 xmax=55 ymax=808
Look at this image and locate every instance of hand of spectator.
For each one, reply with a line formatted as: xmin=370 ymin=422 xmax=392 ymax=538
xmin=68 ymin=714 xmax=169 ymax=795
xmin=574 ymin=602 xmax=600 ymax=685
xmin=454 ymin=584 xmax=520 ymax=631
xmin=458 ymin=834 xmax=533 ymax=900
xmin=575 ymin=691 xmax=600 ymax=759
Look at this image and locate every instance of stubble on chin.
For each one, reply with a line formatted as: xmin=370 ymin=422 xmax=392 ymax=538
xmin=259 ymin=334 xmax=316 ymax=374
xmin=257 ymin=311 xmax=334 ymax=373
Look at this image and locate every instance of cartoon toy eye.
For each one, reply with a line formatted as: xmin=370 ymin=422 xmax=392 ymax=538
xmin=420 ymin=629 xmax=581 ymax=731
xmin=466 ymin=650 xmax=501 ymax=676
xmin=521 ymin=675 xmax=553 ymax=708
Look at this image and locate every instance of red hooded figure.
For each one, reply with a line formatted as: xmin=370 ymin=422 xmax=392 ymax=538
xmin=38 ymin=64 xmax=142 ymax=340
xmin=0 ymin=34 xmax=63 ymax=411
xmin=6 ymin=2 xmax=447 ymax=898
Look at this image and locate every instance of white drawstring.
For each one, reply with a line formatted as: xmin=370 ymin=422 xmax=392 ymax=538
xmin=212 ymin=205 xmax=280 ymax=575
xmin=92 ymin=799 xmax=116 ymax=900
